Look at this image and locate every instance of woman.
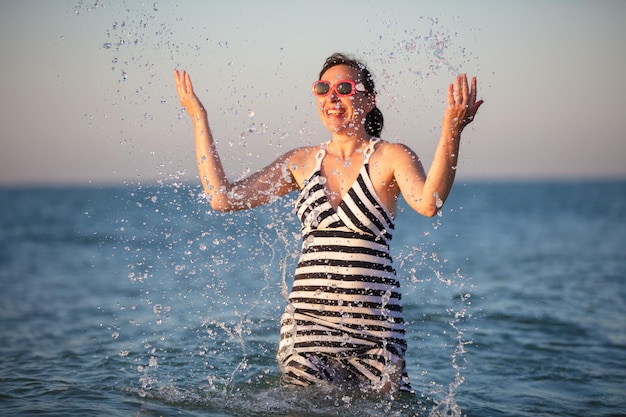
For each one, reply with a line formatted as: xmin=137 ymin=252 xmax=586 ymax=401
xmin=174 ymin=53 xmax=482 ymax=394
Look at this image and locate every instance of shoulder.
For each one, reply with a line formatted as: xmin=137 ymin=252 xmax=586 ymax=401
xmin=288 ymin=145 xmax=319 ymax=161
xmin=374 ymin=140 xmax=412 ymax=153
xmin=286 ymin=145 xmax=323 ymax=169
xmin=372 ymin=140 xmax=419 ymax=165
xmin=267 ymin=145 xmax=317 ymax=167
xmin=284 ymin=144 xmax=324 ymax=186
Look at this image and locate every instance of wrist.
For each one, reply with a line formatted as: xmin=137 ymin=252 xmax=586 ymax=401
xmin=443 ymin=109 xmax=469 ymax=135
xmin=189 ymin=108 xmax=207 ymax=124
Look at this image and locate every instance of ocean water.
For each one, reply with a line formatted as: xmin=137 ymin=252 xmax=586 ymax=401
xmin=0 ymin=181 xmax=624 ymax=417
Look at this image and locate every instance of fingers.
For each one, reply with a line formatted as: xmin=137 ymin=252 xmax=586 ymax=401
xmin=174 ymin=69 xmax=186 ymax=85
xmin=454 ymin=75 xmax=462 ymax=105
xmin=470 ymin=76 xmax=477 ymax=103
xmin=174 ymin=69 xmax=195 ymax=97
xmin=185 ymin=71 xmax=194 ymax=93
xmin=469 ymin=77 xmax=483 ymax=115
xmin=473 ymin=99 xmax=484 ymax=114
xmin=174 ymin=69 xmax=184 ymax=92
xmin=461 ymin=74 xmax=469 ymax=105
xmin=449 ymin=74 xmax=481 ymax=107
xmin=448 ymin=74 xmax=467 ymax=107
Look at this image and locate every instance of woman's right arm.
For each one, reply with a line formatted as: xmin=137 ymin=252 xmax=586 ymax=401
xmin=174 ymin=70 xmax=299 ymax=211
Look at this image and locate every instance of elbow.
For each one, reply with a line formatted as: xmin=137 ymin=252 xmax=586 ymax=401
xmin=210 ymin=200 xmax=230 ymax=212
xmin=203 ymin=185 xmax=237 ymax=212
xmin=412 ymin=192 xmax=446 ymax=217
xmin=414 ymin=201 xmax=440 ymax=218
xmin=209 ymin=193 xmax=249 ymax=212
xmin=210 ymin=197 xmax=235 ymax=212
xmin=419 ymin=207 xmax=439 ymax=218
xmin=206 ymin=190 xmax=231 ymax=212
xmin=205 ymin=184 xmax=260 ymax=212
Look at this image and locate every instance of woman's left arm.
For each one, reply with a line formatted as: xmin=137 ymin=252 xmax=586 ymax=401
xmin=396 ymin=74 xmax=483 ymax=217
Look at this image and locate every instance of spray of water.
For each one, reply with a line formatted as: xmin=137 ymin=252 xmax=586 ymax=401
xmin=78 ymin=2 xmax=481 ymax=414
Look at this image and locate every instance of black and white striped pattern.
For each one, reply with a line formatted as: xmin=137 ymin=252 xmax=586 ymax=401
xmin=278 ymin=139 xmax=411 ymax=391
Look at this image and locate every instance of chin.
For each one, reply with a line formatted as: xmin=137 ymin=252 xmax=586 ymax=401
xmin=325 ymin=120 xmax=354 ymax=133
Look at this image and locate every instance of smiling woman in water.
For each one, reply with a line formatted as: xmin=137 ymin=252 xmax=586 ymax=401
xmin=174 ymin=52 xmax=482 ymax=394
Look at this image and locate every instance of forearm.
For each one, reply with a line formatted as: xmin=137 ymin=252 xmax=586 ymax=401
xmin=419 ymin=124 xmax=461 ymax=216
xmin=191 ymin=110 xmax=232 ymax=209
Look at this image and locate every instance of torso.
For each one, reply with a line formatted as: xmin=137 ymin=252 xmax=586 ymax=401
xmin=279 ymin=138 xmax=409 ymax=389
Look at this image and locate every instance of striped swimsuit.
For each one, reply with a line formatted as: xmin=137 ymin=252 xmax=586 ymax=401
xmin=277 ymin=138 xmax=410 ymax=392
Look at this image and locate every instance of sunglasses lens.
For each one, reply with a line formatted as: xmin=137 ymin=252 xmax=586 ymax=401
xmin=336 ymin=82 xmax=353 ymax=96
xmin=313 ymin=81 xmax=330 ymax=95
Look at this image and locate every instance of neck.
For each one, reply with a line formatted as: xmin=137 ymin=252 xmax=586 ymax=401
xmin=327 ymin=134 xmax=370 ymax=160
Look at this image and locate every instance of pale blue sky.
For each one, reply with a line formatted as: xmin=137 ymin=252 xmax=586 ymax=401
xmin=1 ymin=0 xmax=625 ymax=185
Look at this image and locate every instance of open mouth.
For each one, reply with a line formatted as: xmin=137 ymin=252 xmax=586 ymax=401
xmin=326 ymin=108 xmax=346 ymax=117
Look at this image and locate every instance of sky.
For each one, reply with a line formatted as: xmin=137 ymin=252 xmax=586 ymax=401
xmin=1 ymin=0 xmax=625 ymax=186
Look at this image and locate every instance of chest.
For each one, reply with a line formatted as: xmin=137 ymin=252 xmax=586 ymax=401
xmin=319 ymin=155 xmax=362 ymax=206
xmin=318 ymin=153 xmax=397 ymax=214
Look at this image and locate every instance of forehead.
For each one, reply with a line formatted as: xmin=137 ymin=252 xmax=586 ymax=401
xmin=321 ymin=64 xmax=360 ymax=81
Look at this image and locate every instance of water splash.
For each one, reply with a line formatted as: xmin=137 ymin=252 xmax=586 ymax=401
xmin=94 ymin=5 xmax=480 ymax=413
xmin=112 ymin=184 xmax=474 ymax=416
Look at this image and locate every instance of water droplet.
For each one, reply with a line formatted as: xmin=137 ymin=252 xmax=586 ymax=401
xmin=247 ymin=109 xmax=255 ymax=117
xmin=434 ymin=192 xmax=443 ymax=208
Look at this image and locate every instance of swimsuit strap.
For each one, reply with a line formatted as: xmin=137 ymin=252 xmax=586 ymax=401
xmin=314 ymin=144 xmax=328 ymax=171
xmin=316 ymin=138 xmax=378 ymax=169
xmin=363 ymin=137 xmax=381 ymax=163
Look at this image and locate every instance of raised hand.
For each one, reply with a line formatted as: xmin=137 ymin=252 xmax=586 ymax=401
xmin=445 ymin=74 xmax=483 ymax=133
xmin=174 ymin=69 xmax=205 ymax=120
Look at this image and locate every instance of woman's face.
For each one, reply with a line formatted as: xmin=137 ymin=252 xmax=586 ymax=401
xmin=315 ymin=64 xmax=374 ymax=136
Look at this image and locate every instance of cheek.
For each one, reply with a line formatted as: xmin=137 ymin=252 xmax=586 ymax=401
xmin=353 ymin=107 xmax=366 ymax=117
xmin=360 ymin=95 xmax=376 ymax=114
xmin=316 ymin=99 xmax=325 ymax=113
xmin=349 ymin=97 xmax=368 ymax=116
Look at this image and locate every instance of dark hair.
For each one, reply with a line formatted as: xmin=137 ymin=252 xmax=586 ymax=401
xmin=318 ymin=53 xmax=384 ymax=137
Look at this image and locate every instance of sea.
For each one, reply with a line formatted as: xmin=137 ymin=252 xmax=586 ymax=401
xmin=0 ymin=180 xmax=624 ymax=417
